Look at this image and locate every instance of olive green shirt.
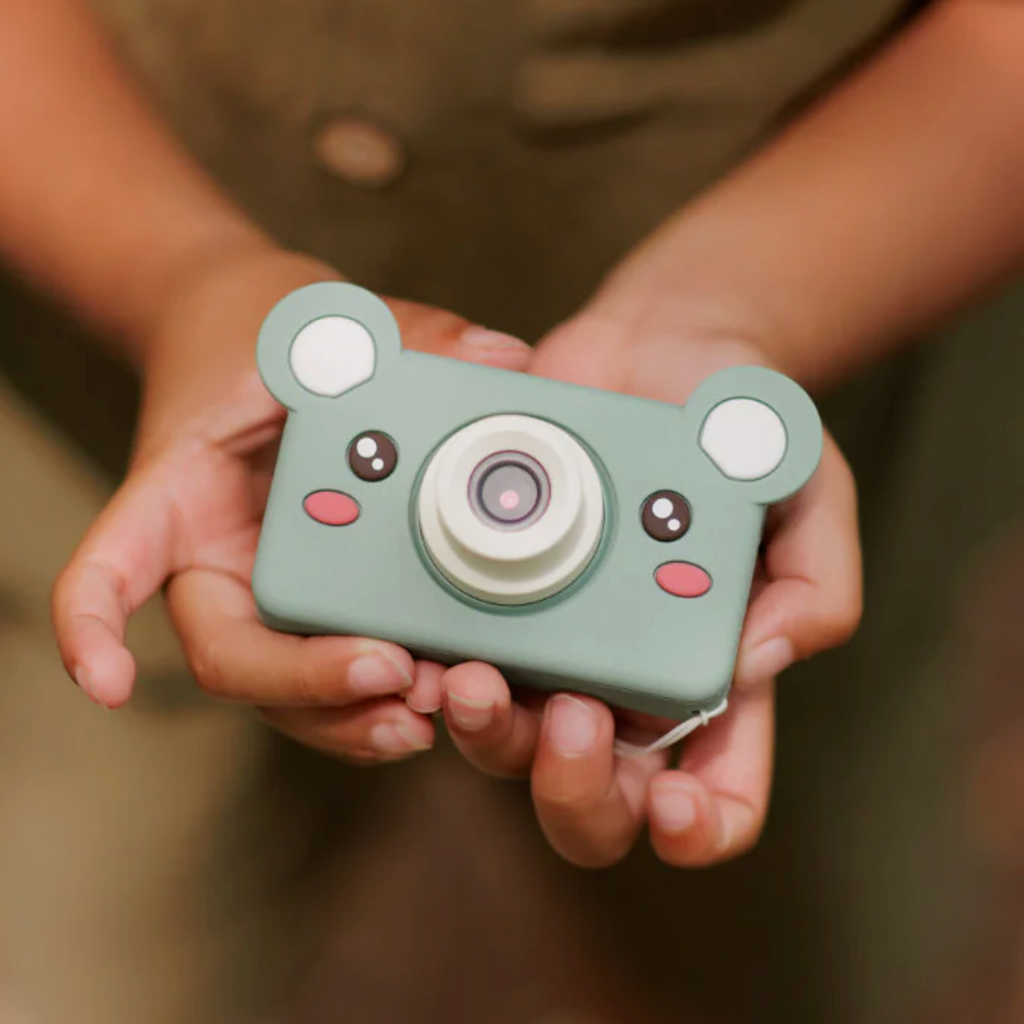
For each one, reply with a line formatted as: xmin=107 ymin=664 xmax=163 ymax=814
xmin=9 ymin=4 xmax=1024 ymax=1024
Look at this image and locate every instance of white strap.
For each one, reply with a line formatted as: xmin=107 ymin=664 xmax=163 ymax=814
xmin=613 ymin=698 xmax=729 ymax=759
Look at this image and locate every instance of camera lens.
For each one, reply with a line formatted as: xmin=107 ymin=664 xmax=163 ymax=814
xmin=417 ymin=415 xmax=605 ymax=605
xmin=469 ymin=451 xmax=550 ymax=530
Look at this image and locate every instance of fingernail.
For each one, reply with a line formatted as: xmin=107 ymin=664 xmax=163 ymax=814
xmin=74 ymin=667 xmax=104 ymax=705
xmin=737 ymin=637 xmax=794 ymax=688
xmin=370 ymin=722 xmax=431 ymax=757
xmin=348 ymin=652 xmax=413 ymax=697
xmin=460 ymin=326 xmax=530 ymax=352
xmin=395 ymin=720 xmax=433 ymax=752
xmin=447 ymin=692 xmax=494 ymax=732
xmin=406 ymin=693 xmax=442 ymax=715
xmin=652 ymin=781 xmax=698 ymax=835
xmin=546 ymin=695 xmax=599 ymax=757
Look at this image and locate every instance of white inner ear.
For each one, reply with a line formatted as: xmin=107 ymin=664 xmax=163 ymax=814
xmin=289 ymin=316 xmax=376 ymax=397
xmin=699 ymin=398 xmax=787 ymax=481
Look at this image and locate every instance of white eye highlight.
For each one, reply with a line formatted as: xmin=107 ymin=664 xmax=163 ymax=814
xmin=651 ymin=497 xmax=674 ymax=520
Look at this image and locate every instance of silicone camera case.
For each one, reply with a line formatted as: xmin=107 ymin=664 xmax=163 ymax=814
xmin=252 ymin=283 xmax=823 ymax=719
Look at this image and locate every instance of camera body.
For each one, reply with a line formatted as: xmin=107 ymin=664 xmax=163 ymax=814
xmin=252 ymin=283 xmax=822 ymax=718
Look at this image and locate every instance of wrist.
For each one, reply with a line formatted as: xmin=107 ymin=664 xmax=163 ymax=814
xmin=139 ymin=243 xmax=339 ymax=365
xmin=586 ymin=258 xmax=802 ymax=370
xmin=558 ymin=288 xmax=787 ymax=389
xmin=129 ymin=246 xmax=342 ymax=466
xmin=125 ymin=234 xmax=318 ymax=372
xmin=582 ymin=198 xmax=863 ymax=393
xmin=532 ymin=304 xmax=783 ymax=423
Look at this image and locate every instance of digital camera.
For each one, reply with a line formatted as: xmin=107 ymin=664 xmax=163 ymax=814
xmin=252 ymin=283 xmax=822 ymax=718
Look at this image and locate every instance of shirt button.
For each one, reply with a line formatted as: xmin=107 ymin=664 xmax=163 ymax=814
xmin=313 ymin=115 xmax=407 ymax=188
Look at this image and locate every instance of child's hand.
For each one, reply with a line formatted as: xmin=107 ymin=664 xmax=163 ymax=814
xmin=51 ymin=247 xmax=532 ymax=764
xmin=436 ymin=313 xmax=862 ymax=864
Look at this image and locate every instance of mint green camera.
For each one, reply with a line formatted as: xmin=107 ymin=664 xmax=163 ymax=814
xmin=252 ymin=283 xmax=822 ymax=719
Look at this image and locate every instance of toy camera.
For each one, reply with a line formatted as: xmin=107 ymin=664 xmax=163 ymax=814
xmin=252 ymin=283 xmax=822 ymax=719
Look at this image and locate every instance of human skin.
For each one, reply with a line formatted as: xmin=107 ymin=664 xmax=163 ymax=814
xmin=435 ymin=0 xmax=1024 ymax=866
xmin=0 ymin=0 xmax=1020 ymax=861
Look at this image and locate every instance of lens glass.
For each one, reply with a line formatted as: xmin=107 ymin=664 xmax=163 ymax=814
xmin=469 ymin=451 xmax=550 ymax=530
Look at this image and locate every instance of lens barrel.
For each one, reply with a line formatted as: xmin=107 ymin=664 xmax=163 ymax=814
xmin=417 ymin=416 xmax=605 ymax=605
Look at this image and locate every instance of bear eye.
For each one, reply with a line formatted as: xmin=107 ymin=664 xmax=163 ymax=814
xmin=641 ymin=490 xmax=691 ymax=542
xmin=348 ymin=431 xmax=398 ymax=481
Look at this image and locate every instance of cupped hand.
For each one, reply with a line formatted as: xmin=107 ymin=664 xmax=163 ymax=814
xmin=437 ymin=312 xmax=862 ymax=864
xmin=52 ymin=246 xmax=532 ymax=763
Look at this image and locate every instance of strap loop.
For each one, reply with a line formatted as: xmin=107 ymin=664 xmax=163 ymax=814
xmin=613 ymin=698 xmax=729 ymax=759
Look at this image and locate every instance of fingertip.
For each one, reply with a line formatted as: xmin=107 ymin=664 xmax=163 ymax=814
xmin=648 ymin=771 xmax=765 ymax=866
xmin=444 ymin=661 xmax=509 ymax=699
xmin=715 ymin=795 xmax=765 ymax=859
xmin=405 ymin=661 xmax=445 ymax=714
xmin=371 ymin=708 xmax=436 ymax=756
xmin=361 ymin=641 xmax=416 ymax=692
xmin=457 ymin=327 xmax=533 ymax=370
xmin=60 ymin=604 xmax=137 ymax=707
xmin=264 ymin=698 xmax=436 ymax=763
xmin=440 ymin=664 xmax=541 ymax=779
xmin=649 ymin=774 xmax=700 ymax=831
xmin=442 ymin=662 xmax=510 ymax=733
xmin=74 ymin=646 xmax=136 ymax=708
xmin=542 ymin=693 xmax=609 ymax=761
xmin=532 ymin=696 xmax=648 ymax=867
xmin=533 ymin=695 xmax=616 ymax=809
xmin=735 ymin=635 xmax=794 ymax=690
xmin=53 ymin=551 xmax=145 ymax=709
xmin=648 ymin=772 xmax=722 ymax=866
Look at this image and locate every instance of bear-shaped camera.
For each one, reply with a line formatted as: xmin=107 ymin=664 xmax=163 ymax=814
xmin=252 ymin=283 xmax=822 ymax=719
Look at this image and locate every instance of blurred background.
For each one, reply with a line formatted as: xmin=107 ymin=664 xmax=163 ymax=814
xmin=3 ymin=0 xmax=1024 ymax=1022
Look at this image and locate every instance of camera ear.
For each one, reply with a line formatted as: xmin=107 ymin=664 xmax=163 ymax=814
xmin=683 ymin=366 xmax=823 ymax=505
xmin=256 ymin=282 xmax=402 ymax=412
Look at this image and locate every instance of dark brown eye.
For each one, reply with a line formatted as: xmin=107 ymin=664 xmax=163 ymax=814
xmin=348 ymin=431 xmax=398 ymax=481
xmin=641 ymin=490 xmax=691 ymax=542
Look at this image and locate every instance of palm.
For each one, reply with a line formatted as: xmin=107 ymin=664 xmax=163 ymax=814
xmin=118 ymin=323 xmax=288 ymax=610
xmin=160 ymin=418 xmax=280 ymax=594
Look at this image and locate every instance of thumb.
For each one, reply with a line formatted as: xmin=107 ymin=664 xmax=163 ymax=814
xmin=735 ymin=436 xmax=862 ymax=689
xmin=51 ymin=458 xmax=181 ymax=707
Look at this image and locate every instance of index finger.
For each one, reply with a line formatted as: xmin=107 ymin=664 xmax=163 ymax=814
xmin=386 ymin=299 xmax=533 ymax=369
xmin=166 ymin=568 xmax=416 ymax=706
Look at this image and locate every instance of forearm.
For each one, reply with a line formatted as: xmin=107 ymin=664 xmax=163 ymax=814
xmin=0 ymin=0 xmax=280 ymax=367
xmin=591 ymin=0 xmax=1024 ymax=390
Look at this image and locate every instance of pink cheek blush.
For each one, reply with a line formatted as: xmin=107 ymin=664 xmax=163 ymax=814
xmin=304 ymin=490 xmax=360 ymax=526
xmin=655 ymin=562 xmax=712 ymax=598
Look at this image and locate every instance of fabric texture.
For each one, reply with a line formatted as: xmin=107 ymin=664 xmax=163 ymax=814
xmin=5 ymin=2 xmax=1016 ymax=1022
